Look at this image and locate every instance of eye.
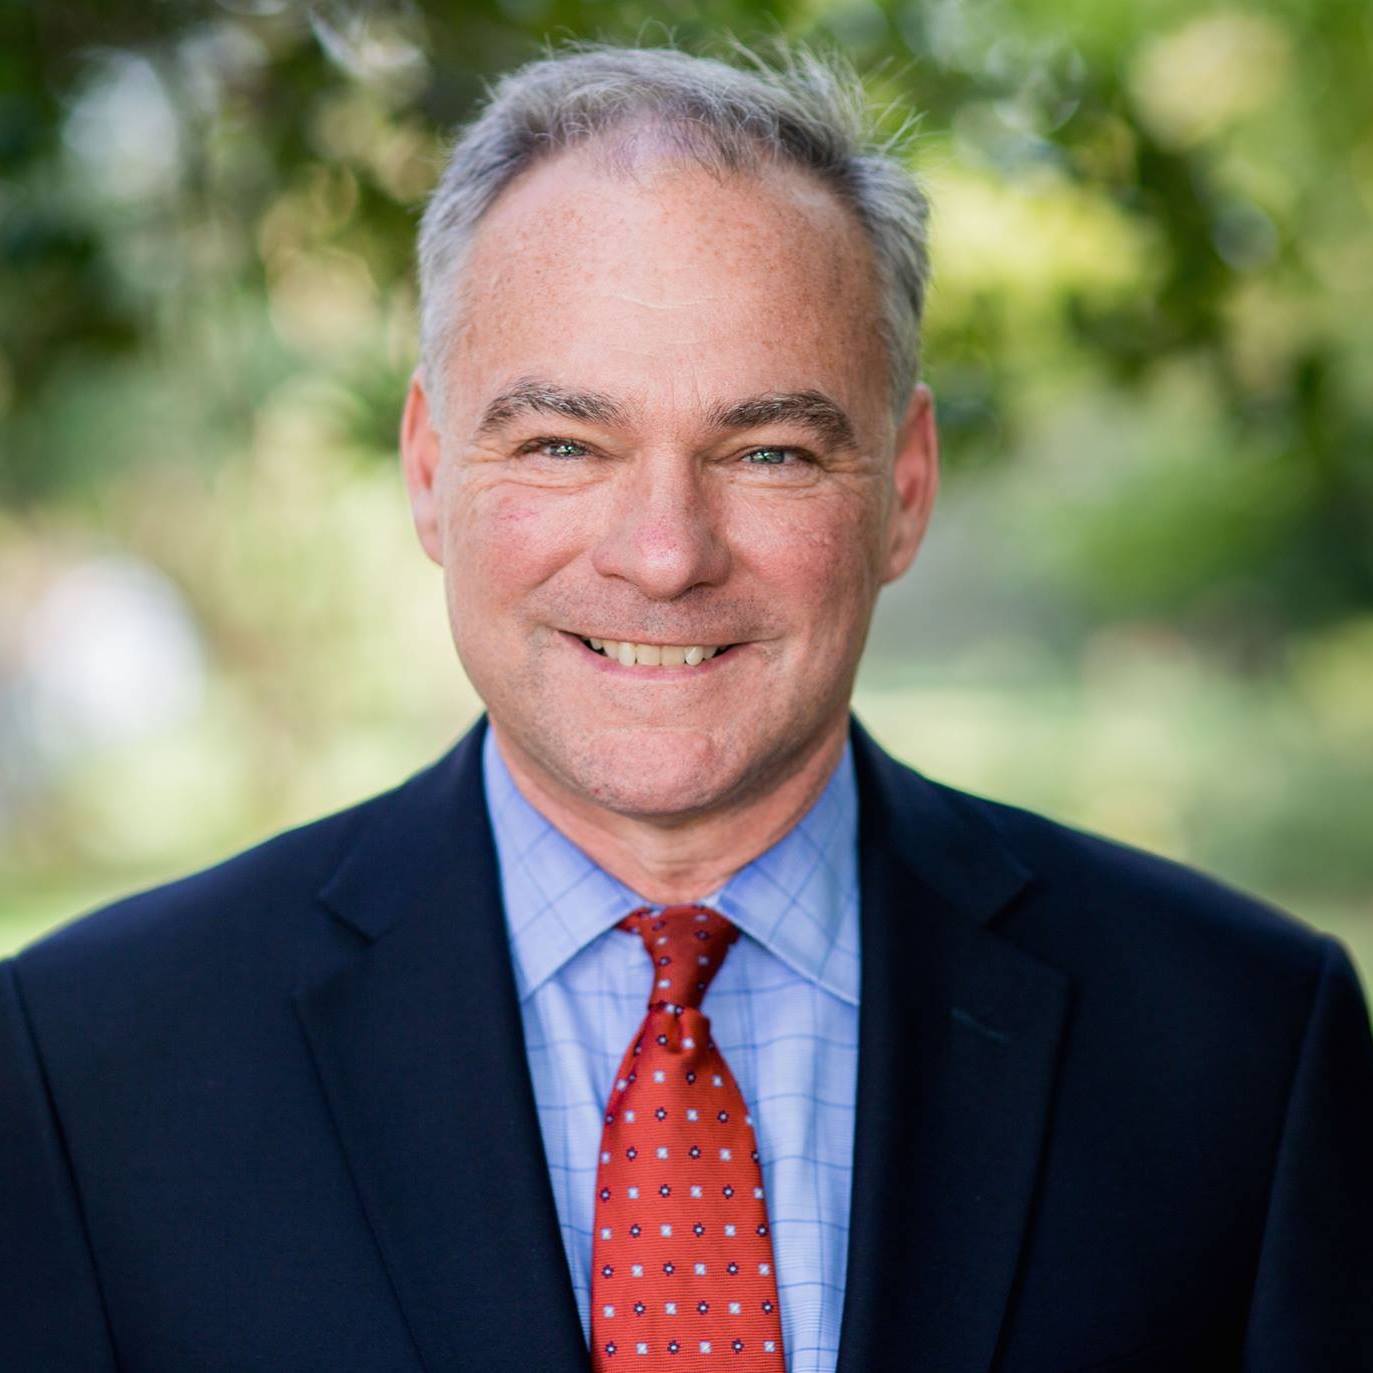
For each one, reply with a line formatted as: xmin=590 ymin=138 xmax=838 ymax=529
xmin=740 ymin=446 xmax=801 ymax=466
xmin=520 ymin=437 xmax=589 ymax=459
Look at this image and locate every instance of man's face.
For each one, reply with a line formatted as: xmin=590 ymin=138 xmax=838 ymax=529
xmin=403 ymin=143 xmax=937 ymax=822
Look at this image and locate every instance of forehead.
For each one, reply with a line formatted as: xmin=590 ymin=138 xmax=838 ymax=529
xmin=448 ymin=142 xmax=887 ymax=432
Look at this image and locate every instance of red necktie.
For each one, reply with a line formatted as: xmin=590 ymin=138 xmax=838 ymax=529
xmin=590 ymin=905 xmax=787 ymax=1370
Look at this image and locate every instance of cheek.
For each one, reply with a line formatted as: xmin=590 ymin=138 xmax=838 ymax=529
xmin=445 ymin=483 xmax=586 ymax=613
xmin=730 ymin=489 xmax=884 ymax=627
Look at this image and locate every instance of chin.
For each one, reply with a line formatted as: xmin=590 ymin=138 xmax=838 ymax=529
xmin=581 ymin=773 xmax=730 ymax=821
xmin=516 ymin=724 xmax=746 ymax=818
xmin=554 ymin=724 xmax=747 ymax=821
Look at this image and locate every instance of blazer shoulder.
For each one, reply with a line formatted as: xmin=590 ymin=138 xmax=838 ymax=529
xmin=923 ymin=771 xmax=1338 ymax=989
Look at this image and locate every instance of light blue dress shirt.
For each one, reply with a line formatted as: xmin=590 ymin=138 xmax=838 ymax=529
xmin=481 ymin=725 xmax=861 ymax=1373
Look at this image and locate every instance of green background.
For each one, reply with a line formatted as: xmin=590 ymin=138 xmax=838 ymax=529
xmin=1 ymin=1 xmax=1370 ymax=982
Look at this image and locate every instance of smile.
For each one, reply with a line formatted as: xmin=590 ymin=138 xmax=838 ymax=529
xmin=574 ymin=635 xmax=737 ymax=668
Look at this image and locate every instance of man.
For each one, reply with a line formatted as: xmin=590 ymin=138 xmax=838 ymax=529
xmin=2 ymin=40 xmax=1370 ymax=1373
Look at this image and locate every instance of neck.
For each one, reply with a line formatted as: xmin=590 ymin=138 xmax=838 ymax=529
xmin=488 ymin=718 xmax=849 ymax=905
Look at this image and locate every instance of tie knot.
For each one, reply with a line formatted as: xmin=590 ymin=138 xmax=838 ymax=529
xmin=618 ymin=904 xmax=740 ymax=1011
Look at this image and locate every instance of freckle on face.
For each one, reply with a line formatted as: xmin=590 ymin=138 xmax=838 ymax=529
xmin=435 ymin=145 xmax=895 ymax=820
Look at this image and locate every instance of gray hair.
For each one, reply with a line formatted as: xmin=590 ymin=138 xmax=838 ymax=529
xmin=417 ymin=38 xmax=931 ymax=433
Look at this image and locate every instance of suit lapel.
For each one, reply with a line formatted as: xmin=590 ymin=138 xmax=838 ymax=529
xmin=293 ymin=719 xmax=590 ymax=1372
xmin=836 ymin=721 xmax=1071 ymax=1373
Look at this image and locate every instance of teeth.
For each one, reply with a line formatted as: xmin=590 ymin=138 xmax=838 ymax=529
xmin=582 ymin=637 xmax=725 ymax=668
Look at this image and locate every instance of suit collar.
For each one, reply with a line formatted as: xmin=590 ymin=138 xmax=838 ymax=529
xmin=314 ymin=725 xmax=487 ymax=945
xmin=848 ymin=715 xmax=1034 ymax=925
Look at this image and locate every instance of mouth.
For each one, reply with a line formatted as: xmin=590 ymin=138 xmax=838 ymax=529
xmin=570 ymin=633 xmax=739 ymax=669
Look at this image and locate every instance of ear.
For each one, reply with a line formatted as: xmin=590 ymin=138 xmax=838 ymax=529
xmin=400 ymin=369 xmax=445 ymax=567
xmin=881 ymin=381 xmax=940 ymax=585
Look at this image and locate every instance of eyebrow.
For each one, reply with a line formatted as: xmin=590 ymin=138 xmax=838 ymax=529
xmin=474 ymin=378 xmax=858 ymax=450
xmin=474 ymin=379 xmax=630 ymax=439
xmin=704 ymin=390 xmax=858 ymax=450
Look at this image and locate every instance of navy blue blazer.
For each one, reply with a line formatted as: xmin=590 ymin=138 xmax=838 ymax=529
xmin=3 ymin=716 xmax=1371 ymax=1371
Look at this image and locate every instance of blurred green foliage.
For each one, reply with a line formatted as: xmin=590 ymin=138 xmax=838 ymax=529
xmin=1 ymin=0 xmax=1370 ymax=970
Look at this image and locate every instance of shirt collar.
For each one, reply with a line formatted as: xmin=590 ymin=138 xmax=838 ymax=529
xmin=482 ymin=725 xmax=860 ymax=1008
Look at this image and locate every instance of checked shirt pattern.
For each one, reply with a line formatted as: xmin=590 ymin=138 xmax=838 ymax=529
xmin=590 ymin=905 xmax=786 ymax=1370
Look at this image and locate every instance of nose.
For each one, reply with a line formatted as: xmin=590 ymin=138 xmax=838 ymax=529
xmin=590 ymin=450 xmax=731 ymax=600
